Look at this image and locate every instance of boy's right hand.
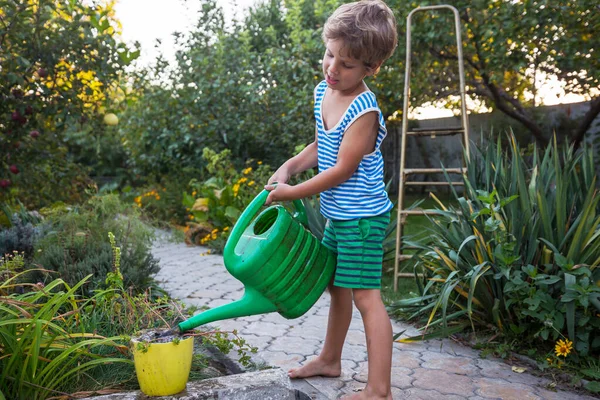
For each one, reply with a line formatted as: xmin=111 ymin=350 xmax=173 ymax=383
xmin=268 ymin=167 xmax=290 ymax=185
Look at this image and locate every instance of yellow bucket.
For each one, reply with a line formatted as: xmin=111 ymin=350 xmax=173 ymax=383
xmin=131 ymin=335 xmax=194 ymax=396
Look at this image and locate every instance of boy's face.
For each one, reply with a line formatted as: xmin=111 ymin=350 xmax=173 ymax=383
xmin=322 ymin=39 xmax=374 ymax=93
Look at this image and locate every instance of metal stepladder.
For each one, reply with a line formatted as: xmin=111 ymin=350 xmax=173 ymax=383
xmin=393 ymin=5 xmax=471 ymax=291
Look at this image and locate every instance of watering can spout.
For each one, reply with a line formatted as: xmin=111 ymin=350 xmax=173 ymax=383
xmin=177 ymin=287 xmax=278 ymax=332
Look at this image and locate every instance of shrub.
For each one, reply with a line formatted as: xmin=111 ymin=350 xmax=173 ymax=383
xmin=182 ymin=148 xmax=273 ymax=251
xmin=390 ymin=134 xmax=600 ymax=361
xmin=0 ymin=203 xmax=45 ymax=260
xmin=31 ymin=194 xmax=159 ymax=295
xmin=0 ymin=0 xmax=138 ymax=209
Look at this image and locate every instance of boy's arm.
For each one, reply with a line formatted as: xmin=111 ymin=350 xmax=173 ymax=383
xmin=265 ymin=112 xmax=379 ymax=204
xmin=268 ymin=128 xmax=319 ymax=184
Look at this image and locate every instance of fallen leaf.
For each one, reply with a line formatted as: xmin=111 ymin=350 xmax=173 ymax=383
xmin=512 ymin=366 xmax=527 ymax=373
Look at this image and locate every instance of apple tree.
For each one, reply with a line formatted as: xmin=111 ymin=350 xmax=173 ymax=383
xmin=0 ymin=0 xmax=139 ymax=208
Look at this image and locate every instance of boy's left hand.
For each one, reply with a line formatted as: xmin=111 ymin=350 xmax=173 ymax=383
xmin=264 ymin=183 xmax=295 ymax=205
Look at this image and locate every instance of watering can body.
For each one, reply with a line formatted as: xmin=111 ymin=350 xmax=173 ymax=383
xmin=178 ymin=190 xmax=336 ymax=332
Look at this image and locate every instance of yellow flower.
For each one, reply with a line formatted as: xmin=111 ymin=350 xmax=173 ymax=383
xmin=238 ymin=177 xmax=248 ymax=184
xmin=257 ymin=161 xmax=262 ymax=165
xmin=223 ymin=226 xmax=229 ymax=231
xmin=555 ymin=339 xmax=573 ymax=357
xmin=192 ymin=191 xmax=197 ymax=197
xmin=189 ymin=215 xmax=195 ymax=220
xmin=155 ymin=195 xmax=160 ymax=200
xmin=242 ymin=167 xmax=252 ymax=175
xmin=248 ymin=180 xmax=255 ymax=186
xmin=232 ymin=183 xmax=240 ymax=197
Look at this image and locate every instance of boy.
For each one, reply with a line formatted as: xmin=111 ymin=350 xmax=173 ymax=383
xmin=265 ymin=1 xmax=397 ymax=398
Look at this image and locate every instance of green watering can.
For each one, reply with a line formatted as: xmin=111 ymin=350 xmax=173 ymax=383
xmin=177 ymin=189 xmax=336 ymax=332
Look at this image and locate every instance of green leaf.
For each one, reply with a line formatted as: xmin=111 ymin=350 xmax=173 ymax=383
xmin=584 ymin=381 xmax=600 ymax=393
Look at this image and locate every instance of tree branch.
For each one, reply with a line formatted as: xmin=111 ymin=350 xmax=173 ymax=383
xmin=572 ymin=97 xmax=600 ymax=149
xmin=479 ymin=74 xmax=548 ymax=144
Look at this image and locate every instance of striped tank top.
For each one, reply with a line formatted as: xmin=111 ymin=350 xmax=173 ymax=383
xmin=314 ymin=80 xmax=393 ymax=220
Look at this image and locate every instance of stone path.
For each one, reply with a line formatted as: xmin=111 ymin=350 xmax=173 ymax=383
xmin=151 ymin=237 xmax=595 ymax=400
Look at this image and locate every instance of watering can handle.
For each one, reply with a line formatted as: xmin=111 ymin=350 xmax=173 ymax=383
xmin=223 ymin=188 xmax=307 ymax=257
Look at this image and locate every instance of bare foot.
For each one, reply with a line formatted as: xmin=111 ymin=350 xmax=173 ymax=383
xmin=339 ymin=387 xmax=392 ymax=399
xmin=288 ymin=357 xmax=341 ymax=379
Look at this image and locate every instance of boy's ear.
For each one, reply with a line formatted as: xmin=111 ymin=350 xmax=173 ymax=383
xmin=366 ymin=61 xmax=383 ymax=77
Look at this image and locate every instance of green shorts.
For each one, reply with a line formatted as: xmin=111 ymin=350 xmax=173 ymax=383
xmin=321 ymin=212 xmax=390 ymax=289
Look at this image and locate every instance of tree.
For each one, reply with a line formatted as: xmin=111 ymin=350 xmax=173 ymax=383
xmin=386 ymin=0 xmax=599 ymax=147
xmin=0 ymin=0 xmax=138 ymax=207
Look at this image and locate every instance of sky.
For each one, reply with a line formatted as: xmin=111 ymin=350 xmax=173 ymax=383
xmin=114 ymin=0 xmax=257 ymax=68
xmin=113 ymin=0 xmax=586 ymax=119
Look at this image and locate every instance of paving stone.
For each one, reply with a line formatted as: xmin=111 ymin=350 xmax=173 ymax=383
xmin=213 ymin=281 xmax=245 ymax=292
xmin=339 ymin=379 xmax=366 ymax=397
xmin=207 ymin=318 xmax=247 ymax=333
xmin=244 ymin=321 xmax=290 ymax=337
xmin=261 ymin=312 xmax=295 ymax=325
xmin=353 ymin=360 xmax=413 ymax=390
xmin=391 ymin=387 xmax=410 ymax=399
xmin=189 ymin=289 xmax=225 ymax=298
xmin=261 ymin=350 xmax=305 ymax=371
xmin=427 ymin=338 xmax=482 ymax=358
xmin=404 ymin=388 xmax=469 ymax=400
xmin=203 ymin=298 xmax=234 ymax=309
xmin=476 ymin=358 xmax=551 ymax=386
xmin=236 ymin=314 xmax=263 ymax=323
xmin=304 ymin=376 xmax=346 ymax=399
xmin=303 ymin=315 xmax=329 ymax=329
xmin=191 ymin=276 xmax=229 ymax=288
xmin=348 ymin=316 xmax=364 ymax=331
xmin=237 ymin=333 xmax=272 ymax=351
xmin=392 ymin=349 xmax=422 ymax=369
xmin=313 ymin=306 xmax=330 ymax=316
xmin=420 ymin=350 xmax=479 ymax=375
xmin=288 ymin=322 xmax=327 ymax=341
xmin=412 ymin=368 xmax=476 ymax=397
xmin=474 ymin=377 xmax=541 ymax=400
xmin=180 ymin=297 xmax=211 ymax=308
xmin=343 ymin=329 xmax=366 ymax=346
xmin=340 ymin=343 xmax=368 ymax=363
xmin=393 ymin=338 xmax=431 ymax=352
xmin=268 ymin=335 xmax=321 ymax=355
xmin=221 ymin=290 xmax=245 ymax=300
xmin=340 ymin=359 xmax=359 ymax=381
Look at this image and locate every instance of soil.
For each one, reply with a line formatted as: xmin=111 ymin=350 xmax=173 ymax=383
xmin=133 ymin=328 xmax=183 ymax=344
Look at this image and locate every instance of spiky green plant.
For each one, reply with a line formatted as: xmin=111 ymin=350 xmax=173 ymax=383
xmin=390 ymin=134 xmax=600 ymax=358
xmin=0 ymin=271 xmax=131 ymax=400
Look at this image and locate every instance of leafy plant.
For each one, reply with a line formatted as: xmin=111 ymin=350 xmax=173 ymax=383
xmin=0 ymin=270 xmax=131 ymax=400
xmin=182 ymin=148 xmax=273 ymax=251
xmin=31 ymin=194 xmax=159 ymax=295
xmin=390 ymin=134 xmax=600 ymax=361
xmin=0 ymin=0 xmax=139 ymax=209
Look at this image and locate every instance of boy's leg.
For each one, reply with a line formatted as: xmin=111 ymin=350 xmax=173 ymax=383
xmin=343 ymin=288 xmax=392 ymax=399
xmin=288 ymin=281 xmax=353 ymax=378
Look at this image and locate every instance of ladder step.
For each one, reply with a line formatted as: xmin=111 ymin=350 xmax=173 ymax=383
xmin=407 ymin=127 xmax=465 ymax=137
xmin=405 ymin=181 xmax=464 ymax=186
xmin=399 ymin=209 xmax=440 ymax=215
xmin=396 ymin=272 xmax=425 ymax=278
xmin=404 ymin=167 xmax=466 ymax=175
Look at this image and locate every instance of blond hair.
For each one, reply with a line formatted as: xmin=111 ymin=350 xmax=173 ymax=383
xmin=322 ymin=0 xmax=398 ymax=69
